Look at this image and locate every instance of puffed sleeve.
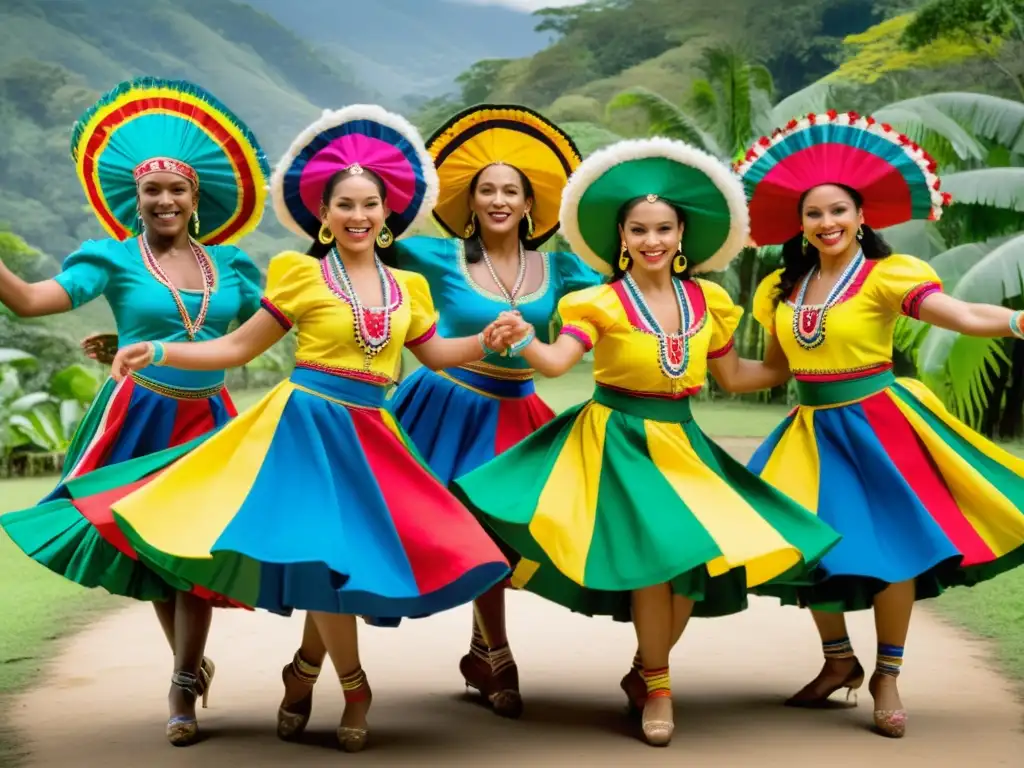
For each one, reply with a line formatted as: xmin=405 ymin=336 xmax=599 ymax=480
xmin=550 ymin=251 xmax=606 ymax=297
xmin=752 ymin=269 xmax=784 ymax=336
xmin=52 ymin=239 xmax=121 ymax=309
xmin=213 ymin=245 xmax=264 ymax=322
xmin=260 ymin=251 xmax=315 ymax=330
xmin=556 ymin=285 xmax=612 ymax=352
xmin=871 ymin=254 xmax=942 ymax=319
xmin=403 ymin=271 xmax=439 ymax=347
xmin=697 ymin=279 xmax=744 ymax=358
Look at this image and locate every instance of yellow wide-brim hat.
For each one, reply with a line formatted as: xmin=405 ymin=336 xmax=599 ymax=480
xmin=427 ymin=105 xmax=581 ymax=248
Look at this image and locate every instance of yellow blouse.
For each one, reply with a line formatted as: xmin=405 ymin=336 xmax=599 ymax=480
xmin=261 ymin=251 xmax=438 ymax=385
xmin=753 ymin=253 xmax=941 ymax=379
xmin=558 ymin=278 xmax=742 ymax=397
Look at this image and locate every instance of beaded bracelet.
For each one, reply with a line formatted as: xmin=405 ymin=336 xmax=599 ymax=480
xmin=477 ymin=331 xmax=494 ymax=357
xmin=151 ymin=341 xmax=167 ymax=366
xmin=1011 ymin=311 xmax=1024 ymax=340
xmin=508 ymin=327 xmax=536 ymax=358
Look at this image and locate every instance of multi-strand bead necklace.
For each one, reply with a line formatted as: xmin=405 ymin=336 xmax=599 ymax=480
xmin=139 ymin=234 xmax=214 ymax=340
xmin=622 ymin=273 xmax=695 ymax=379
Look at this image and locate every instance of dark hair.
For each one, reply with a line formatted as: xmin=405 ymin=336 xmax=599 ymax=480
xmin=462 ymin=163 xmax=536 ymax=264
xmin=611 ymin=196 xmax=690 ymax=282
xmin=774 ymin=184 xmax=893 ymax=305
xmin=306 ymin=167 xmax=392 ymax=260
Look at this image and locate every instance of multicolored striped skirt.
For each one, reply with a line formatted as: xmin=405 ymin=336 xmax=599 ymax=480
xmin=390 ymin=364 xmax=555 ymax=484
xmin=749 ymin=370 xmax=1024 ymax=612
xmin=0 ymin=374 xmax=237 ymax=603
xmin=452 ymin=385 xmax=840 ymax=621
xmin=102 ymin=366 xmax=510 ymax=620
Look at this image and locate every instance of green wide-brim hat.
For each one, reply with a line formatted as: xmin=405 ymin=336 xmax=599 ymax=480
xmin=559 ymin=137 xmax=750 ymax=275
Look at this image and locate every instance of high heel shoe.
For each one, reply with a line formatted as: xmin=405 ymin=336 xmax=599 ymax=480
xmin=198 ymin=656 xmax=215 ymax=709
xmin=784 ymin=657 xmax=865 ymax=708
xmin=166 ymin=671 xmax=201 ymax=747
xmin=277 ymin=651 xmax=321 ymax=741
xmin=620 ymin=668 xmax=647 ymax=715
xmin=460 ymin=644 xmax=523 ymax=719
xmin=869 ymin=672 xmax=907 ymax=738
xmin=337 ymin=667 xmax=371 ymax=753
xmin=641 ymin=694 xmax=674 ymax=747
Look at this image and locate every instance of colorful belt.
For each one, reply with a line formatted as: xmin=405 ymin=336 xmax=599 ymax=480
xmin=795 ymin=369 xmax=896 ymax=407
xmin=289 ymin=366 xmax=387 ymax=408
xmin=592 ymin=385 xmax=693 ymax=423
xmin=443 ymin=366 xmax=537 ymax=399
xmin=130 ymin=372 xmax=225 ymax=400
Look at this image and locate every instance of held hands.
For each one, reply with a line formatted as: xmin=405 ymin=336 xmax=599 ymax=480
xmin=481 ymin=310 xmax=534 ymax=356
xmin=81 ymin=333 xmax=119 ymax=365
xmin=109 ymin=342 xmax=157 ymax=382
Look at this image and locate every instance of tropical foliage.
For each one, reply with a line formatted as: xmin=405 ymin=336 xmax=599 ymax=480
xmin=0 ymin=349 xmax=99 ymax=474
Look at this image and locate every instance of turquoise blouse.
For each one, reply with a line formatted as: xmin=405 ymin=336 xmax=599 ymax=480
xmin=54 ymin=238 xmax=262 ymax=390
xmin=392 ymin=236 xmax=604 ymax=371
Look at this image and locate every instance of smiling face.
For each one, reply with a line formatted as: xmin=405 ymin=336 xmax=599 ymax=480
xmin=470 ymin=164 xmax=533 ymax=239
xmin=800 ymin=184 xmax=864 ymax=258
xmin=321 ymin=174 xmax=389 ymax=254
xmin=619 ymin=199 xmax=683 ymax=277
xmin=137 ymin=172 xmax=196 ymax=238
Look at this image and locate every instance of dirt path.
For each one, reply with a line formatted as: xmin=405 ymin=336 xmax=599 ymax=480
xmin=10 ymin=436 xmax=1024 ymax=765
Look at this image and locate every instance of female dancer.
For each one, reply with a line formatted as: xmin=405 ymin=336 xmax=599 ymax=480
xmin=452 ymin=138 xmax=841 ymax=745
xmin=101 ymin=105 xmax=516 ymax=752
xmin=734 ymin=111 xmax=1024 ymax=738
xmin=0 ymin=77 xmax=269 ymax=745
xmin=280 ymin=105 xmax=604 ymax=720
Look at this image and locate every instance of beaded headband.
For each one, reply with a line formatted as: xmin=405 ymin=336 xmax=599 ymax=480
xmin=134 ymin=157 xmax=199 ymax=187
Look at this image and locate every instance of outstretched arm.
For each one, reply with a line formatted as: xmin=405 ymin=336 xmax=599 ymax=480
xmin=519 ymin=333 xmax=587 ymax=378
xmin=0 ymin=259 xmax=72 ymax=317
xmin=918 ymin=293 xmax=1024 ymax=337
xmin=110 ymin=310 xmax=286 ymax=380
xmin=708 ymin=335 xmax=791 ymax=394
xmin=408 ymin=315 xmax=519 ymax=370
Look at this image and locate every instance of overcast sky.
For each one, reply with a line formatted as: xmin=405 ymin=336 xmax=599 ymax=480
xmin=450 ymin=0 xmax=589 ymax=11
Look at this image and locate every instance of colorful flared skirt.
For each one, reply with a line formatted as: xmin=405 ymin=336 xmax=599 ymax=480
xmin=452 ymin=385 xmax=841 ymax=621
xmin=0 ymin=374 xmax=238 ymax=603
xmin=100 ymin=366 xmax=510 ymax=619
xmin=749 ymin=370 xmax=1024 ymax=612
xmin=390 ymin=365 xmax=555 ymax=484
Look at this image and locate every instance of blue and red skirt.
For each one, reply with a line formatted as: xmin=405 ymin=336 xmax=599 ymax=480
xmin=0 ymin=373 xmax=241 ymax=605
xmin=389 ymin=363 xmax=555 ymax=485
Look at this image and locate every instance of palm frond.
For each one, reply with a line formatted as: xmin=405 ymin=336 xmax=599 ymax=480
xmin=919 ymin=328 xmax=1009 ymax=429
xmin=943 ymin=168 xmax=1024 ymax=213
xmin=950 ymin=233 xmax=1024 ymax=304
xmin=896 ymin=92 xmax=1024 ymax=155
xmin=606 ymin=87 xmax=720 ymax=154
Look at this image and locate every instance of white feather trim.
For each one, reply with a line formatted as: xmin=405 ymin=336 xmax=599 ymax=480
xmin=270 ymin=104 xmax=439 ymax=240
xmin=559 ymin=137 xmax=750 ymax=276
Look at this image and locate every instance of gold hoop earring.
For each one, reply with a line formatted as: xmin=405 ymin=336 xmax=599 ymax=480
xmin=376 ymin=223 xmax=394 ymax=248
xmin=318 ymin=222 xmax=334 ymax=245
xmin=856 ymin=225 xmax=864 ymax=241
xmin=618 ymin=242 xmax=631 ymax=271
xmin=463 ymin=213 xmax=477 ymax=239
xmin=191 ymin=210 xmax=200 ymax=237
xmin=525 ymin=211 xmax=535 ymax=238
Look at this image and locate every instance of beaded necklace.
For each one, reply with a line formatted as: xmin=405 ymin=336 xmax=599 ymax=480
xmin=480 ymin=239 xmax=527 ymax=307
xmin=324 ymin=247 xmax=393 ymax=362
xmin=791 ymin=250 xmax=865 ymax=350
xmin=622 ymin=273 xmax=693 ymax=379
xmin=139 ymin=234 xmax=214 ymax=341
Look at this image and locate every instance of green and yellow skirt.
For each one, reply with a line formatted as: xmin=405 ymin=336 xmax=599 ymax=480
xmin=452 ymin=386 xmax=840 ymax=621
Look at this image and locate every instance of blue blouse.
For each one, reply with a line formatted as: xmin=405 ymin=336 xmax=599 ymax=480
xmin=392 ymin=236 xmax=604 ymax=371
xmin=54 ymin=237 xmax=262 ymax=390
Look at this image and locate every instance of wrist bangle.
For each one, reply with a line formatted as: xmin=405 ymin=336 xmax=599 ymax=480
xmin=508 ymin=327 xmax=536 ymax=357
xmin=477 ymin=331 xmax=494 ymax=357
xmin=151 ymin=341 xmax=167 ymax=366
xmin=1011 ymin=311 xmax=1024 ymax=340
